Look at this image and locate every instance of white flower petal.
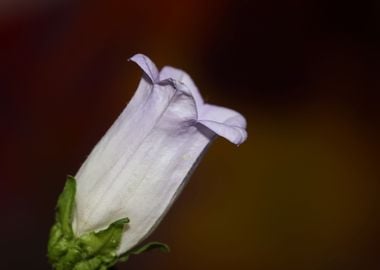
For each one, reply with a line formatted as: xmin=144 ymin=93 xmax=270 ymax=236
xmin=116 ymin=122 xmax=211 ymax=253
xmin=75 ymin=87 xmax=202 ymax=254
xmin=74 ymin=75 xmax=178 ymax=234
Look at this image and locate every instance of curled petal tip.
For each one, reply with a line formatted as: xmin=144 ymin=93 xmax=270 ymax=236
xmin=129 ymin=54 xmax=159 ymax=83
xmin=159 ymin=66 xmax=204 ymax=108
xmin=198 ymin=119 xmax=247 ymax=145
xmin=198 ymin=104 xmax=247 ymax=145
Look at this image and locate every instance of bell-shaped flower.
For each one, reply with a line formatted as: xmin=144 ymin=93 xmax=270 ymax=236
xmin=48 ymin=54 xmax=247 ymax=270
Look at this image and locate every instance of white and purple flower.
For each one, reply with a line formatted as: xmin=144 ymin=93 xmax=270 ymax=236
xmin=71 ymin=54 xmax=247 ymax=255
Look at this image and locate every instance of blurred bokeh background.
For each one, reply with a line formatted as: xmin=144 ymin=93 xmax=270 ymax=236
xmin=1 ymin=0 xmax=379 ymax=269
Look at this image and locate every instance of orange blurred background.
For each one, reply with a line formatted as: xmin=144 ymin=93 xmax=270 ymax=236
xmin=1 ymin=1 xmax=379 ymax=269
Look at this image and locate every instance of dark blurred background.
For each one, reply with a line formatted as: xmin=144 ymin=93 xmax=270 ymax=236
xmin=1 ymin=0 xmax=379 ymax=269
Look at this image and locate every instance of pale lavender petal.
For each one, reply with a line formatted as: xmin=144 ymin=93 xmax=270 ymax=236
xmin=199 ymin=104 xmax=247 ymax=128
xmin=74 ymin=54 xmax=178 ymax=194
xmin=129 ymin=54 xmax=159 ymax=83
xmin=198 ymin=120 xmax=247 ymax=145
xmin=75 ymin=88 xmax=200 ymax=254
xmin=198 ymin=104 xmax=247 ymax=145
xmin=73 ymin=81 xmax=200 ymax=247
xmin=73 ymin=81 xmax=178 ymax=234
xmin=159 ymin=66 xmax=204 ymax=109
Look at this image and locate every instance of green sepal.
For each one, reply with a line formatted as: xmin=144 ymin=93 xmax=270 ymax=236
xmin=79 ymin=218 xmax=129 ymax=257
xmin=48 ymin=176 xmax=169 ymax=270
xmin=48 ymin=176 xmax=129 ymax=270
xmin=57 ymin=175 xmax=76 ymax=237
xmin=119 ymin=242 xmax=170 ymax=262
xmin=48 ymin=176 xmax=76 ymax=261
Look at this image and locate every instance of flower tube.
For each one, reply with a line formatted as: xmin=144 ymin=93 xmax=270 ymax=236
xmin=48 ymin=54 xmax=247 ymax=270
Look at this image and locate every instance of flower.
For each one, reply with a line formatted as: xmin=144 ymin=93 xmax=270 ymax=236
xmin=48 ymin=54 xmax=247 ymax=270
